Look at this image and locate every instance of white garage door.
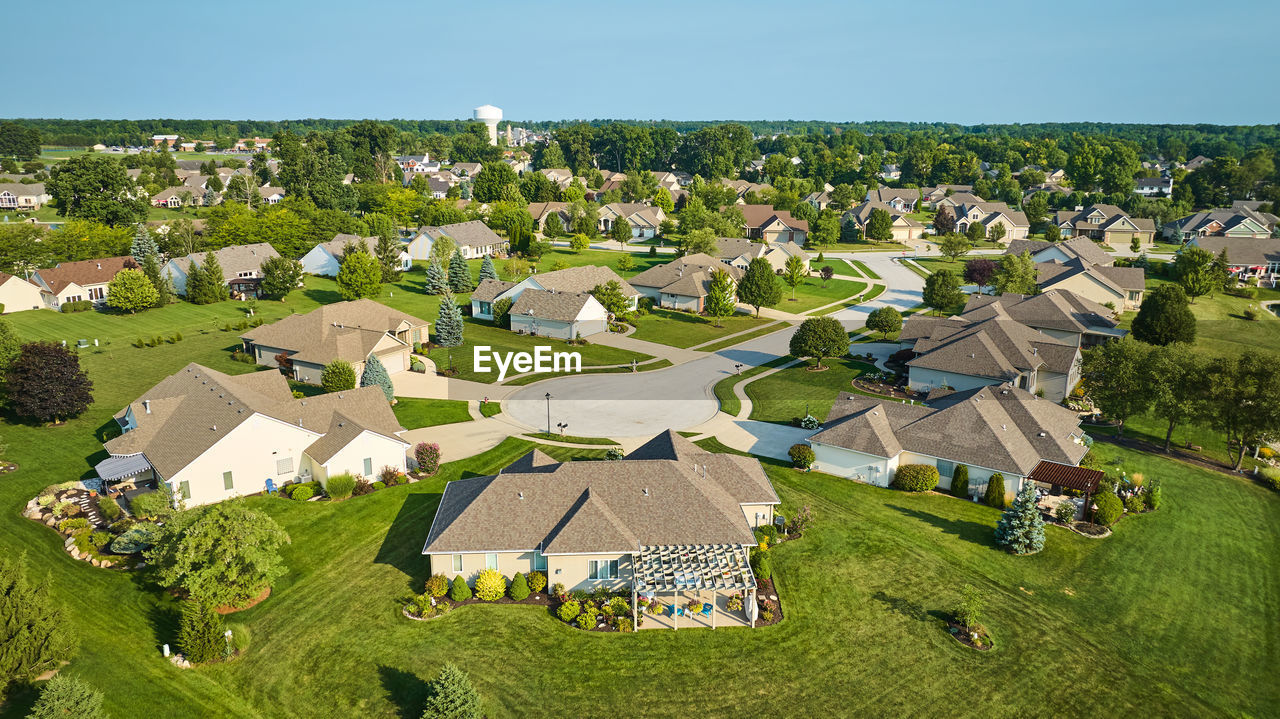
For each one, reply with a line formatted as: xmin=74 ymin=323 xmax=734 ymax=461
xmin=378 ymin=350 xmax=407 ymax=373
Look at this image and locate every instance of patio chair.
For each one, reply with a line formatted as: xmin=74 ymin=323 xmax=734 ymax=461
xmin=699 ymin=603 xmax=713 ymax=617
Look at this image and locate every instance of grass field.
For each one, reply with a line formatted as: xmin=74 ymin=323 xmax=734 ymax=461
xmin=712 ymin=357 xmax=791 ymax=416
xmin=695 ymin=321 xmax=785 ymax=353
xmin=391 ymin=398 xmax=475 ymax=429
xmin=424 ymin=323 xmax=650 ymax=384
xmin=628 ymin=309 xmax=770 ymax=348
xmin=849 ymin=259 xmax=879 ymax=279
xmin=1116 ymin=278 xmax=1280 ymax=356
xmin=776 ymin=276 xmax=867 ymax=314
xmin=745 ymin=355 xmax=878 ymax=423
xmin=525 ymin=248 xmax=665 ymax=278
xmin=811 ymin=260 xmax=860 ymax=278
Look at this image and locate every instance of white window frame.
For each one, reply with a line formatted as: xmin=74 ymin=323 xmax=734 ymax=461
xmin=452 ymin=554 xmax=463 ymax=573
xmin=588 ymin=559 xmax=619 ymax=580
xmin=485 ymin=553 xmax=498 ymax=570
xmin=533 ymin=551 xmax=547 ymax=571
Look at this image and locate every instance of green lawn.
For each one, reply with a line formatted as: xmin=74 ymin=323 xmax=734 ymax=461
xmin=815 ymin=240 xmax=911 ymax=253
xmin=695 ymin=322 xmax=785 ymax=353
xmin=777 ymin=276 xmax=867 ymax=314
xmin=1117 ymin=278 xmax=1280 ymax=356
xmin=712 ymin=357 xmax=791 ymax=416
xmin=849 ymin=259 xmax=880 ymax=279
xmin=527 ymin=248 xmax=665 ymax=278
xmin=522 ymin=432 xmax=619 ymax=446
xmin=912 ymin=256 xmax=974 ymax=277
xmin=424 ymin=323 xmax=651 ymax=384
xmin=391 ymin=398 xmax=474 ymax=429
xmin=745 ymin=356 xmax=878 ymax=423
xmin=628 ymin=309 xmax=770 ymax=348
xmin=811 ymin=260 xmax=860 ymax=278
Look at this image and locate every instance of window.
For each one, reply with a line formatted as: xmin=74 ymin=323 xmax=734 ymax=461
xmin=588 ymin=559 xmax=619 ymax=580
xmin=363 ymin=458 xmax=373 ymax=476
xmin=276 ymin=458 xmax=293 ymax=475
xmin=533 ymin=551 xmax=547 ymax=571
xmin=222 ymin=471 xmax=234 ymax=490
xmin=179 ymin=481 xmax=191 ymax=500
xmin=452 ymin=554 xmax=463 ymax=573
xmin=936 ymin=460 xmax=955 ymax=478
xmin=486 ymin=553 xmax=498 ymax=570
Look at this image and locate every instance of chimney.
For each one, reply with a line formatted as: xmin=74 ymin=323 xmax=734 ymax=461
xmin=143 ymin=400 xmax=151 ymax=414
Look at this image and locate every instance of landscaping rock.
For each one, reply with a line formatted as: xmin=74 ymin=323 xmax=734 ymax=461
xmin=91 ymin=558 xmax=101 ymax=567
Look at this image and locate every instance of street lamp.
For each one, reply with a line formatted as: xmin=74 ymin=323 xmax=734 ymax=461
xmin=544 ymin=392 xmax=552 ymax=434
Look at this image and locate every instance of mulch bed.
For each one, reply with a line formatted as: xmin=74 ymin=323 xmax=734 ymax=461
xmin=0 ymin=460 xmax=18 ymax=474
xmin=1068 ymin=522 xmax=1112 ymax=538
xmin=850 ymin=378 xmax=916 ymax=400
xmin=753 ymin=577 xmax=784 ymax=627
xmin=216 ymin=586 xmax=271 ymax=614
xmin=946 ymin=621 xmax=993 ymax=650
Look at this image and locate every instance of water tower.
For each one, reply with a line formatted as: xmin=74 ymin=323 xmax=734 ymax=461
xmin=473 ymin=104 xmax=502 ymax=145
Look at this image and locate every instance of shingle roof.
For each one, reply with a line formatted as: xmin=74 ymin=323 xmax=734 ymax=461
xmin=1036 ymin=257 xmax=1144 ymax=294
xmin=415 ymin=220 xmax=505 ymax=249
xmin=738 ymin=204 xmax=809 ymax=232
xmin=530 ymin=265 xmax=638 ymax=297
xmin=904 ymin=308 xmax=1079 ymax=379
xmin=626 ymin=253 xmax=743 ymax=298
xmin=510 ymin=289 xmax=595 ymax=323
xmin=1190 ymin=237 xmax=1280 ymax=266
xmin=36 ymin=256 xmax=139 ymax=293
xmin=422 ymin=431 xmax=778 ymax=555
xmin=241 ymin=299 xmax=428 ymax=365
xmin=167 ymin=243 xmax=280 ymax=281
xmin=472 ymin=278 xmax=517 ymax=302
xmin=0 ymin=182 xmax=46 ymax=197
xmin=1006 ymin=237 xmax=1114 ymax=267
xmin=962 ymin=292 xmax=1118 ymax=334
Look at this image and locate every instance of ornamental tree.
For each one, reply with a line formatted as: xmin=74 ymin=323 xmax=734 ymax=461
xmin=260 ymin=256 xmax=303 ymax=299
xmin=420 ymin=663 xmax=482 ymax=719
xmin=992 ymin=250 xmax=1038 ymax=296
xmin=865 ymin=306 xmax=902 ymax=339
xmin=145 ymin=502 xmax=291 ymax=608
xmin=5 ymin=341 xmax=93 ymax=423
xmin=337 ymin=249 xmax=382 ymax=300
xmin=0 ymin=555 xmax=77 ymax=698
xmin=964 ymin=257 xmax=997 ymax=294
xmin=923 ymin=269 xmax=963 ymax=315
xmin=737 ymin=256 xmax=782 ymax=317
xmin=938 ymin=233 xmax=971 ymax=262
xmin=994 ymin=484 xmax=1046 ymax=554
xmin=590 ymin=280 xmax=629 ymax=318
xmin=473 ymin=569 xmax=507 ymax=601
xmin=782 ymin=254 xmax=807 ymax=300
xmin=932 ymin=206 xmax=956 ymax=235
xmin=789 ymin=316 xmax=850 ymax=369
xmin=321 ymin=359 xmax=357 ymax=392
xmin=1173 ymin=246 xmax=1216 ymax=302
xmin=543 ymin=213 xmax=565 ymax=238
xmin=434 ymin=290 xmax=464 ymax=348
xmin=415 ymin=442 xmax=441 ymax=475
xmin=610 ymin=217 xmax=631 ymax=244
xmin=106 ymin=268 xmax=159 ymax=313
xmin=360 ymin=353 xmax=395 ymax=402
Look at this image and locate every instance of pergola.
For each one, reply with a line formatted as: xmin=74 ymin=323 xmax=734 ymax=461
xmin=632 ymin=543 xmax=757 ymax=630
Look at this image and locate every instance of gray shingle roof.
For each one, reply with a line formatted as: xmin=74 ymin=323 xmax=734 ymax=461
xmin=963 ymin=292 xmax=1118 ymax=335
xmin=241 ymin=299 xmax=428 ymax=365
xmin=167 ymin=243 xmax=280 ymax=281
xmin=1006 ymin=237 xmax=1115 ymax=267
xmin=510 ymin=289 xmax=594 ymax=323
xmin=627 ymin=253 xmax=743 ymax=297
xmin=1190 ymin=237 xmax=1280 ymax=266
xmin=416 ymin=220 xmax=505 ymax=248
xmin=904 ymin=308 xmax=1079 ymax=379
xmin=530 ymin=265 xmax=638 ymax=297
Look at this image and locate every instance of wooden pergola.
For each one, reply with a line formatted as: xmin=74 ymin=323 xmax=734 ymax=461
xmin=632 ymin=543 xmax=756 ymax=630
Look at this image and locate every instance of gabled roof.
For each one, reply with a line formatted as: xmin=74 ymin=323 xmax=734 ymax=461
xmin=510 ymin=288 xmax=596 ymax=323
xmin=904 ymin=308 xmax=1078 ymax=379
xmin=1036 ymin=257 xmax=1144 ymax=294
xmin=167 ymin=243 xmax=280 ymax=280
xmin=627 ymin=253 xmax=743 ymax=297
xmin=36 ymin=256 xmax=139 ymax=293
xmin=472 ymin=278 xmax=517 ymax=303
xmin=413 ymin=220 xmax=505 ymax=248
xmin=241 ymin=299 xmax=428 ymax=365
xmin=843 ymin=200 xmax=924 ymax=228
xmin=953 ymin=200 xmax=1029 ymax=228
xmin=528 ymin=265 xmax=638 ymax=297
xmin=1189 ymin=236 xmax=1280 ymax=266
xmin=962 ymin=291 xmax=1119 ymax=335
xmin=738 ymin=204 xmax=809 ymax=232
xmin=0 ymin=182 xmax=46 ymax=197
xmin=1006 ymin=237 xmax=1114 ymax=267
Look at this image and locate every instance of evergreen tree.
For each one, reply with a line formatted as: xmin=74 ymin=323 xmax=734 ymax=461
xmin=25 ymin=675 xmax=108 ymax=719
xmin=840 ymin=219 xmax=861 ymax=243
xmin=360 ymin=353 xmax=395 ymax=402
xmin=1210 ymin=248 xmax=1231 ymax=294
xmin=130 ymin=223 xmax=159 ymax=260
xmin=434 ymin=290 xmax=464 ymax=348
xmin=200 ymin=252 xmax=226 ymax=300
xmin=375 ymin=234 xmax=404 ymax=283
xmin=178 ymin=600 xmax=224 ymax=664
xmin=544 ymin=214 xmax=566 ymax=239
xmin=478 ymin=256 xmax=498 ymax=282
xmin=950 ymin=465 xmax=969 ymax=498
xmin=140 ymin=253 xmax=172 ymax=308
xmin=1131 ymin=284 xmax=1196 ymax=346
xmin=0 ymin=555 xmax=77 ymax=698
xmin=337 ymin=250 xmax=382 ymax=300
xmin=420 ymin=663 xmax=482 ymax=719
xmin=187 ymin=257 xmax=226 ymax=304
xmin=447 ymin=248 xmax=472 ymax=293
xmin=590 ymin=280 xmax=629 ymax=318
xmin=983 ymin=473 xmax=1006 ymax=508
xmin=424 ymin=257 xmax=447 ymax=295
xmin=704 ymin=269 xmax=736 ymax=327
xmin=994 ymin=484 xmax=1046 ymax=555
xmin=736 ymin=257 xmax=782 ymax=317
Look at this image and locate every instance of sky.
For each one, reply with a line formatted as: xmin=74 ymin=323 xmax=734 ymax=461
xmin=7 ymin=0 xmax=1279 ymax=125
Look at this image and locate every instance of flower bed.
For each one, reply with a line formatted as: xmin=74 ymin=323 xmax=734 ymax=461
xmin=23 ymin=484 xmax=142 ymax=568
xmin=946 ymin=620 xmax=994 ymax=650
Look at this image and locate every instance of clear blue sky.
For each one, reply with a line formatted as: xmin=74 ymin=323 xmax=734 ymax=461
xmin=7 ymin=0 xmax=1278 ymax=124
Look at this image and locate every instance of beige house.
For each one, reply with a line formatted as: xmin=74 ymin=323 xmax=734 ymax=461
xmin=950 ymin=201 xmax=1030 ymax=241
xmin=470 ymin=265 xmax=639 ymax=321
xmin=0 ymin=272 xmax=45 ymax=313
xmin=1006 ymin=237 xmax=1115 ymax=267
xmin=422 ymin=431 xmax=778 ymax=626
xmin=738 ymin=204 xmax=808 ymax=245
xmin=598 ymin=202 xmax=666 ymax=239
xmin=32 ymin=256 xmax=140 ymax=308
xmin=508 ymin=289 xmax=610 ymax=340
xmin=1052 ymin=205 xmax=1156 ymax=248
xmin=843 ymin=201 xmax=925 ymax=243
xmin=526 ymin=201 xmax=573 ymax=233
xmin=405 ymin=220 xmax=508 ymax=260
xmin=241 ymin=299 xmax=429 ymax=383
xmin=1164 ymin=207 xmax=1276 ymax=242
xmin=866 ymin=186 xmax=921 ymax=213
xmin=1037 ymin=258 xmax=1145 ymax=311
xmin=961 ymin=291 xmax=1127 ymax=347
xmin=162 ymin=242 xmax=281 ymax=298
xmin=714 ymin=237 xmax=809 ymax=273
xmin=96 ymin=363 xmax=407 ymax=507
xmin=628 ymin=253 xmax=744 ymax=312
xmin=0 ymin=182 xmax=51 ymax=211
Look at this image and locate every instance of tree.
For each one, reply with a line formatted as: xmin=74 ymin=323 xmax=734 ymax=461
xmin=615 ymin=253 xmax=635 ymax=272
xmin=590 ymin=280 xmax=629 ymax=318
xmin=705 ymin=268 xmax=736 ymax=327
xmin=653 ymin=187 xmax=675 ymax=213
xmin=678 ymin=228 xmax=719 ymax=257
xmin=736 ymin=257 xmax=782 ymax=317
xmin=435 ymin=290 xmax=464 ymax=348
xmin=1131 ymin=283 xmax=1196 ymax=346
xmin=983 ymin=474 xmax=1006 ymax=508
xmin=186 ymin=254 xmax=227 ymax=304
xmin=994 ymin=484 xmax=1046 ymax=555
xmin=424 ymin=257 xmax=447 ymax=295
xmin=569 ymin=233 xmax=591 ymax=252
xmin=471 ymin=163 xmax=518 ymax=203
xmin=965 ymin=221 xmax=986 ymax=244
xmin=131 ymin=224 xmax=159 ymax=261
xmin=865 ymin=306 xmax=903 ymax=339
xmin=1080 ymin=336 xmax=1153 ymax=438
xmin=25 ymin=675 xmax=107 ymax=719
xmin=923 ymin=269 xmax=963 ymax=315
xmin=337 ymin=250 xmax=382 ymax=300
xmin=986 ymin=222 xmax=1007 ymax=244
xmin=0 ymin=319 xmax=21 ymax=376
xmin=1023 ymin=192 xmax=1049 ymax=228
xmin=950 ymin=465 xmax=970 ymax=498
xmin=932 ymin=206 xmax=956 ymax=235
xmin=964 ymin=258 xmax=997 ymax=294
xmin=360 ymin=353 xmax=395 ymax=402
xmin=321 ymin=360 xmax=357 ymax=392
xmin=260 ymin=256 xmax=303 ymax=299
xmin=1149 ymin=343 xmax=1207 ymax=452
xmin=375 ymin=234 xmax=404 ymax=283
xmin=1203 ymin=351 xmax=1280 ymax=470
xmin=938 ymin=233 xmax=971 ymax=262
xmin=1210 ymin=248 xmax=1232 ymax=295
xmin=145 ymin=502 xmax=291 ymax=608
xmin=992 ymin=251 xmax=1038 ymax=296
xmin=610 ymin=216 xmax=632 ymax=244
xmin=0 ymin=555 xmax=76 ymax=700
xmin=1043 ymin=224 xmax=1061 ymax=242
xmin=47 ymin=153 xmax=149 ymax=226
xmin=0 ymin=121 xmax=40 ymax=160
xmin=543 ymin=213 xmax=565 ymax=238
xmin=782 ymin=255 xmax=807 ymax=300
xmin=788 ymin=316 xmax=850 ymax=370
xmin=420 ymin=663 xmax=482 ymax=719
xmin=478 ymin=256 xmax=498 ymax=282
xmin=810 ymin=211 xmax=840 ymax=246
xmin=105 ymin=268 xmax=158 ymax=314
xmin=178 ymin=600 xmax=224 ymax=665
xmin=1173 ymin=246 xmax=1216 ymax=302
xmin=819 ymin=265 xmax=834 ymax=286
xmin=447 ymin=248 xmax=472 ymax=293
xmin=429 ymin=235 xmax=456 ymax=270
xmin=866 ymin=208 xmax=894 ymax=242
xmin=5 ymin=342 xmax=93 ymax=423
xmin=140 ymin=253 xmax=172 ymax=308
xmin=840 ymin=218 xmax=862 ymax=244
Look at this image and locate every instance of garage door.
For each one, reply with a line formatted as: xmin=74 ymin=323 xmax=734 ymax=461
xmin=378 ymin=350 xmax=407 ymax=373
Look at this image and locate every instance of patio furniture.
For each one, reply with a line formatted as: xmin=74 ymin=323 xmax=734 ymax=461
xmin=699 ymin=603 xmax=713 ymax=617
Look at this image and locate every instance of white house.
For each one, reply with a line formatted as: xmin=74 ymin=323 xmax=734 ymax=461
xmin=0 ymin=272 xmax=46 ymax=313
xmin=508 ymin=289 xmax=609 ymax=340
xmin=0 ymin=183 xmax=51 ymax=211
xmin=300 ymin=234 xmax=412 ymax=277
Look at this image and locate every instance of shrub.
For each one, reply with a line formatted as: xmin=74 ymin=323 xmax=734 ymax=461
xmin=892 ymin=464 xmax=939 ymax=492
xmin=449 ymin=575 xmax=472 ymax=602
xmin=1143 ymin=479 xmax=1163 ymax=509
xmin=97 ymin=494 xmax=122 ymax=522
xmin=226 ymin=622 xmax=251 ymax=654
xmin=178 ymin=600 xmax=224 ymax=664
xmin=89 ymin=531 xmax=113 ymax=549
xmin=527 ymin=570 xmax=547 ymax=594
xmin=576 ymin=610 xmax=598 ymax=630
xmin=326 ymin=473 xmax=356 ymax=500
xmin=750 ymin=548 xmax=772 ymax=581
xmin=58 ymin=517 xmax=89 ymax=534
xmin=551 ymin=582 xmax=566 ymax=600
xmin=1259 ymin=467 xmax=1280 ymax=491
xmin=983 ymin=473 xmax=1007 ymax=508
xmin=798 ymin=414 xmax=820 ymax=430
xmin=1054 ymin=502 xmax=1076 ymax=524
xmin=1124 ymin=495 xmax=1145 ymax=514
xmin=130 ymin=490 xmax=172 ymax=519
xmin=415 ymin=442 xmax=441 ymax=475
xmin=473 ymin=569 xmax=507 ymax=601
xmin=954 ymin=584 xmax=985 ymax=628
xmin=761 ymin=608 xmax=775 ymax=623
xmin=36 ymin=493 xmax=55 ymax=508
xmin=755 ymin=524 xmax=778 ymax=545
xmin=950 ymin=465 xmax=970 ymax=498
xmin=290 ymin=485 xmax=314 ymax=502
xmin=788 ymin=443 xmax=815 ymax=469
xmin=604 ymin=448 xmax=624 ymax=461
xmin=351 ymin=478 xmax=374 ymax=496
xmin=420 ymin=663 xmax=481 ymax=719
xmin=1093 ymin=492 xmax=1122 ymax=526
xmin=107 ymin=518 xmax=135 ymax=534
xmin=557 ymin=600 xmax=581 ymax=622
xmin=378 ymin=465 xmax=400 ymax=484
xmin=52 ymin=500 xmax=73 ymax=517
xmin=110 ymin=523 xmax=159 ymax=553
xmin=425 ymin=574 xmax=450 ymax=597
xmin=614 ymin=616 xmax=633 ymax=633
xmin=371 ymin=481 xmax=386 ymax=490
xmin=508 ymin=572 xmax=530 ymax=601
xmin=1243 ymin=309 xmax=1260 ymax=321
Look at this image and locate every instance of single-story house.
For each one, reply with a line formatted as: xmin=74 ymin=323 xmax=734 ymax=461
xmin=452 ymin=162 xmax=483 ymax=178
xmin=240 ymin=299 xmax=429 ymax=383
xmin=719 ymin=179 xmax=771 ymax=202
xmin=843 ymin=201 xmax=925 ymax=243
xmin=866 ymin=187 xmax=921 ymax=213
xmin=1185 ymin=236 xmax=1280 ymax=285
xmin=163 ymin=242 xmax=280 ymax=298
xmin=1037 ymin=258 xmax=1145 ymax=311
xmin=300 ymin=233 xmax=411 ymax=277
xmin=598 ymin=203 xmax=666 ymax=239
xmin=1163 ymin=207 xmax=1276 ymax=242
xmin=1006 ymin=237 xmax=1115 ymax=267
xmin=714 ymin=237 xmax=810 ymax=274
xmin=405 ymin=220 xmax=508 ymax=261
xmin=808 ymin=385 xmax=1091 ymax=504
xmin=526 ymin=201 xmax=573 ymax=233
xmin=1051 ymin=205 xmax=1155 ymax=248
xmin=0 ymin=272 xmax=46 ymax=313
xmin=508 ymin=289 xmax=608 ymax=340
xmin=538 ymin=168 xmax=575 ymax=190
xmin=1134 ymin=176 xmax=1173 ymax=197
xmin=0 ymin=182 xmax=51 ymax=211
xmin=258 ymin=186 xmax=285 ymax=204
xmin=961 ymin=291 xmax=1126 ymax=347
xmin=422 ymin=430 xmax=777 ymax=625
xmin=470 ymin=265 xmax=639 ymax=322
xmin=32 ymin=256 xmax=140 ymax=309
xmin=96 ymin=363 xmax=408 ymax=508
xmin=738 ymin=205 xmax=808 ymax=245
xmin=627 ymin=253 xmax=744 ymax=312
xmin=920 ymin=185 xmax=975 ymax=208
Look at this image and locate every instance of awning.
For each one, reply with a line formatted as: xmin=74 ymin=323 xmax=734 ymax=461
xmin=95 ymin=454 xmax=152 ymax=482
xmin=1027 ymin=460 xmax=1103 ymax=493
xmin=633 ymin=544 xmax=756 ymax=592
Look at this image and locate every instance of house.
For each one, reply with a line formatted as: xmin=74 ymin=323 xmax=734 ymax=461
xmin=802 ymin=190 xmax=833 ymax=211
xmin=163 ymin=243 xmax=281 ymax=299
xmin=933 ymin=191 xmax=986 ymax=211
xmin=421 ymin=430 xmax=777 ymax=622
xmin=95 ymin=363 xmax=408 ymax=508
xmin=470 ymin=265 xmax=639 ymax=322
xmin=395 ymin=155 xmax=432 ymax=171
xmin=866 ymin=187 xmax=921 ymax=213
xmin=628 ymin=253 xmax=744 ymax=312
xmin=233 ymin=137 xmax=273 ymax=152
xmin=714 ymin=237 xmax=810 ymax=274
xmin=920 ymin=185 xmax=975 ymax=208
xmin=404 ymin=220 xmax=508 ymax=261
xmin=807 ymin=384 xmax=1091 ymax=503
xmin=960 ymin=292 xmax=1127 ymax=347
xmin=880 ymin=164 xmax=901 ymax=181
xmin=719 ymin=179 xmax=770 ymax=202
xmin=1022 ymin=181 xmax=1071 ymax=201
xmin=300 ymin=233 xmax=411 ymax=277
xmin=651 ymin=172 xmax=682 ymax=193
xmin=1006 ymin=237 xmax=1116 ymax=267
xmin=451 ymin=162 xmax=483 ymax=178
xmin=508 ymin=289 xmax=609 ymax=339
xmin=1185 ymin=236 xmax=1280 ymax=286
xmin=258 ymin=186 xmax=285 ymax=204
xmin=1134 ymin=176 xmax=1173 ymax=197
xmin=898 ymin=307 xmax=1082 ymax=402
xmin=538 ymin=168 xmax=575 ymax=190
xmin=0 ymin=183 xmax=50 ymax=211
xmin=0 ymin=272 xmax=46 ymax=313
xmin=598 ymin=202 xmax=666 ymax=239
xmin=1182 ymin=155 xmax=1211 ymax=171
xmin=32 ymin=256 xmax=139 ymax=308
xmin=950 ymin=201 xmax=1030 ymax=241
xmin=738 ymin=205 xmax=808 ymax=245
xmin=151 ymin=186 xmax=213 ymax=208
xmin=1036 ymin=258 xmax=1146 ymax=311
xmin=526 ymin=201 xmax=573 ymax=233
xmin=1051 ymin=205 xmax=1155 ymax=248
xmin=240 ymin=299 xmax=429 ymax=383
xmin=1163 ymin=208 xmax=1277 ymax=242
xmin=842 ymin=201 xmax=925 ymax=243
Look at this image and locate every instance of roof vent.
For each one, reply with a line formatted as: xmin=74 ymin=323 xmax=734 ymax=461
xmin=211 ymin=425 xmax=217 ymax=431
xmin=338 ymin=394 xmax=344 ymax=399
xmin=642 ymin=488 xmax=649 ymax=497
xmin=96 ymin=263 xmax=102 ymax=270
xmin=1038 ymin=431 xmax=1046 ymax=437
xmin=518 ymin=492 xmax=524 ymax=499
xmin=143 ymin=399 xmax=151 ymax=414
xmin=337 ymin=422 xmax=344 ymax=427
xmin=1001 ymin=424 xmax=1007 ymax=430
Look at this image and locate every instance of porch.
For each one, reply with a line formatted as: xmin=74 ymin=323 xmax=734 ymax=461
xmin=631 ymin=543 xmax=758 ymax=631
xmin=637 ymin=590 xmax=752 ymax=630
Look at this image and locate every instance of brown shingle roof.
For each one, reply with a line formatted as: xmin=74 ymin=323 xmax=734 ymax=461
xmin=36 ymin=256 xmax=139 ymax=293
xmin=241 ymin=299 xmax=428 ymax=365
xmin=510 ymin=289 xmax=596 ymax=323
xmin=530 ymin=265 xmax=638 ymax=297
xmin=627 ymin=253 xmax=743 ymax=297
xmin=738 ymin=204 xmax=809 ymax=232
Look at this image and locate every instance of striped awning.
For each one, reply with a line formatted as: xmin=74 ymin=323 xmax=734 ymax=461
xmin=95 ymin=454 xmax=152 ymax=482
